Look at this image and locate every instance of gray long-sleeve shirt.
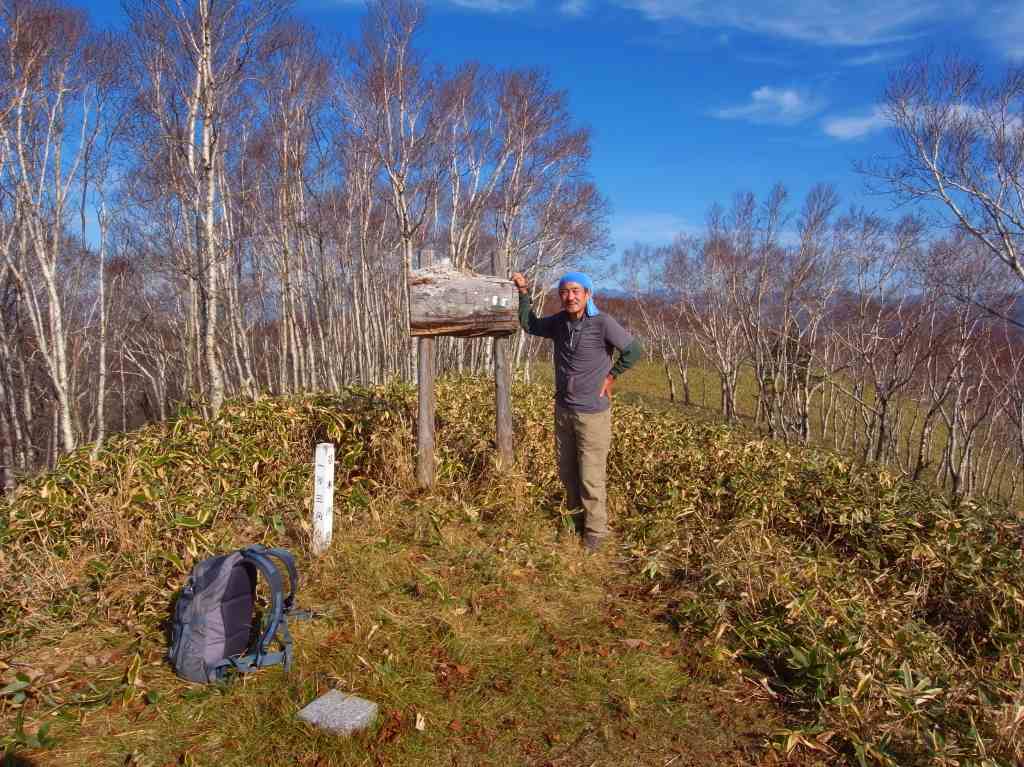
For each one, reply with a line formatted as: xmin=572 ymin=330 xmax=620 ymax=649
xmin=519 ymin=293 xmax=642 ymax=413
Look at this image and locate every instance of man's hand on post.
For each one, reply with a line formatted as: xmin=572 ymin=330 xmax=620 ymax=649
xmin=511 ymin=272 xmax=528 ymax=294
xmin=599 ymin=374 xmax=614 ymax=399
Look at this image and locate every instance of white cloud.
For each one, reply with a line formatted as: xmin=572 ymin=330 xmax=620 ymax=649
xmin=448 ymin=0 xmax=533 ymax=11
xmin=842 ymin=49 xmax=904 ymax=67
xmin=616 ymin=0 xmax=940 ymax=46
xmin=559 ymin=0 xmax=590 ymax=16
xmin=613 ymin=1 xmax=1024 ymax=61
xmin=822 ymin=105 xmax=890 ymax=140
xmin=951 ymin=103 xmax=1024 ymax=134
xmin=713 ymin=86 xmax=824 ymax=125
xmin=338 ymin=0 xmax=1023 ymax=62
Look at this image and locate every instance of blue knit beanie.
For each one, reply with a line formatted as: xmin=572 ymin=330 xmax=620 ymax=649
xmin=558 ymin=271 xmax=599 ymax=316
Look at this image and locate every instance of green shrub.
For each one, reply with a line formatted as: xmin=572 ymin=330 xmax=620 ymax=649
xmin=610 ymin=402 xmax=1024 ymax=765
xmin=2 ymin=378 xmax=1021 ymax=765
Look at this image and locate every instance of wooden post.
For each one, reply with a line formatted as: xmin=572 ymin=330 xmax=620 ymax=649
xmin=494 ymin=337 xmax=513 ymax=469
xmin=417 ymin=249 xmax=436 ymax=489
xmin=493 ymin=254 xmax=514 ymax=470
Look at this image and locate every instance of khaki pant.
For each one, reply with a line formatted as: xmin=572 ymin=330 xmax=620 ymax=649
xmin=554 ymin=405 xmax=612 ymax=541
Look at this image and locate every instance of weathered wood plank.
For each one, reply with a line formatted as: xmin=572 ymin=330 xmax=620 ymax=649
xmin=490 ymin=249 xmax=514 ymax=470
xmin=409 ymin=260 xmax=518 ymax=338
xmin=416 ymin=250 xmax=437 ymax=489
xmin=417 ymin=337 xmax=435 ymax=488
xmin=494 ymin=337 xmax=513 ymax=469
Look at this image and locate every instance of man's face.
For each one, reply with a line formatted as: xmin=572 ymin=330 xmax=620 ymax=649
xmin=559 ymin=282 xmax=589 ymax=316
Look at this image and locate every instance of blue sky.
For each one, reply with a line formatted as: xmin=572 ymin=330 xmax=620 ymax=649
xmin=78 ymin=0 xmax=1023 ymax=257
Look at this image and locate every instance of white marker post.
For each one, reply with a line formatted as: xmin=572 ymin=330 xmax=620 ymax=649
xmin=312 ymin=443 xmax=335 ymax=556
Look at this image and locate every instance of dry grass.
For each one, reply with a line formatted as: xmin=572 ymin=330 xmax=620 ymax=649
xmin=1 ymin=380 xmax=782 ymax=766
xmin=608 ymin=399 xmax=1024 ymax=765
xmin=2 ymin=374 xmax=1021 ymax=766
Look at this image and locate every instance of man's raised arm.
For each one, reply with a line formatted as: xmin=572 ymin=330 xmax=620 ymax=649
xmin=512 ymin=272 xmax=556 ymax=338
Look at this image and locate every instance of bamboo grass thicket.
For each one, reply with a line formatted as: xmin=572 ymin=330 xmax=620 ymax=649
xmin=2 ymin=377 xmax=1022 ymax=764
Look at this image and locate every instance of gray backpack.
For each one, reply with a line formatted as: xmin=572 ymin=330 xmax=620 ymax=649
xmin=168 ymin=545 xmax=301 ymax=683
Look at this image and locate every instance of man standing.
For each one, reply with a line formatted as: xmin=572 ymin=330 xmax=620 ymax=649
xmin=511 ymin=271 xmax=642 ymax=551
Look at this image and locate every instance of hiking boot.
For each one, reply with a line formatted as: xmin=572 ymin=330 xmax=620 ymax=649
xmin=582 ymin=534 xmax=603 ymax=553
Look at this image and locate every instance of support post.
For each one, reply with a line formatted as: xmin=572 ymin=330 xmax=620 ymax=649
xmin=494 ymin=337 xmax=513 ymax=469
xmin=492 ymin=254 xmax=513 ymax=470
xmin=417 ymin=249 xmax=436 ymax=489
xmin=312 ymin=443 xmax=335 ymax=555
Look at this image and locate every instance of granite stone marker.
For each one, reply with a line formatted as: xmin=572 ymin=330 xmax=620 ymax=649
xmin=297 ymin=690 xmax=378 ymax=736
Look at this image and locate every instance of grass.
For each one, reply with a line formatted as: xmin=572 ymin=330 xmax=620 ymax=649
xmin=608 ymin=402 xmax=1024 ymax=765
xmin=610 ymin=358 xmax=1021 ymax=506
xmin=11 ymin=515 xmax=774 ymax=766
xmin=1 ymin=380 xmax=781 ymax=767
xmin=2 ymin=373 xmax=1022 ymax=766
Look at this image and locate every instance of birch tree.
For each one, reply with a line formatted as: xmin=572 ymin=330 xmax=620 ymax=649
xmin=0 ymin=1 xmax=103 ymax=455
xmin=125 ymin=0 xmax=287 ymax=416
xmin=487 ymin=69 xmax=608 ymax=371
xmin=873 ymin=54 xmax=1024 ymax=324
xmin=684 ymin=203 xmax=752 ymax=422
xmin=341 ymin=0 xmax=440 ymax=380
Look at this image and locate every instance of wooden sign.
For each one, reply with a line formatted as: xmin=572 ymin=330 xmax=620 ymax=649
xmin=411 ymin=252 xmax=516 ymax=489
xmin=409 ymin=260 xmax=518 ymax=338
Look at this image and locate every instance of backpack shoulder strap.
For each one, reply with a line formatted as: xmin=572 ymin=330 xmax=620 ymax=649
xmin=257 ymin=546 xmax=299 ymax=611
xmin=240 ymin=548 xmax=286 ymax=653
